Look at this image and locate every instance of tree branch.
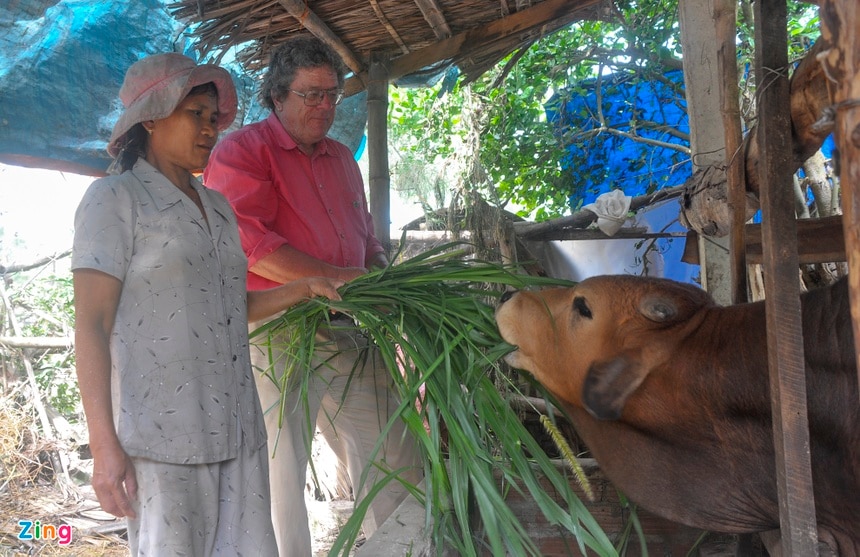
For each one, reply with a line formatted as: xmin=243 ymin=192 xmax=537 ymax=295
xmin=0 ymin=250 xmax=72 ymax=275
xmin=597 ymin=125 xmax=691 ymax=154
xmin=512 ymin=183 xmax=685 ymax=241
xmin=0 ymin=336 xmax=73 ymax=349
xmin=576 ymin=125 xmax=690 ymax=154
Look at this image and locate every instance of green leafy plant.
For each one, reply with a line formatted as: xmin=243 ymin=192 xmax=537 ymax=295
xmin=388 ymin=0 xmax=821 ymax=222
xmin=3 ymin=271 xmax=80 ymax=418
xmin=252 ymin=242 xmax=618 ymax=556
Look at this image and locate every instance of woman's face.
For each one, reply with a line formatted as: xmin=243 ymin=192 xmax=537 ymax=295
xmin=147 ymin=90 xmax=220 ymax=174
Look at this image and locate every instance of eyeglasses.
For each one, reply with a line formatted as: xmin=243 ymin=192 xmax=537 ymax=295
xmin=289 ymin=88 xmax=344 ymax=106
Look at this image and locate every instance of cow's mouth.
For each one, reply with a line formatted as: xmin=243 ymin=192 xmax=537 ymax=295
xmin=501 ymin=343 xmax=527 ymax=370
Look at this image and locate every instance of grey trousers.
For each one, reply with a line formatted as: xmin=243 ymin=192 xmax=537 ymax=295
xmin=250 ymin=319 xmax=422 ymax=556
xmin=127 ymin=441 xmax=278 ymax=556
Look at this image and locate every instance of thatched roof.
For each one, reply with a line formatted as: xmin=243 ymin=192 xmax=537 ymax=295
xmin=169 ymin=0 xmax=611 ymax=95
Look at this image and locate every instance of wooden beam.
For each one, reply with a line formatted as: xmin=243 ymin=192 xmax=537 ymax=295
xmin=344 ymin=0 xmax=599 ymax=95
xmin=513 ymin=228 xmax=687 ymax=242
xmin=392 ymin=0 xmax=596 ymax=79
xmin=679 ymin=0 xmax=732 ymax=305
xmin=367 ymin=52 xmax=391 ymax=254
xmin=754 ymin=0 xmax=819 ymax=553
xmin=745 ymin=215 xmax=845 ymax=264
xmin=818 ymin=0 xmax=860 ymax=400
xmin=512 ymin=185 xmax=685 ymax=241
xmin=369 ymin=0 xmax=410 ymax=54
xmin=413 ymin=0 xmax=452 ymax=39
xmin=715 ymin=0 xmax=748 ymax=303
xmin=275 ymin=0 xmax=365 ymax=80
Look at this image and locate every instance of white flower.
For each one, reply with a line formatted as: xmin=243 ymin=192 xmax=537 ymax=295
xmin=582 ymin=189 xmax=632 ymax=236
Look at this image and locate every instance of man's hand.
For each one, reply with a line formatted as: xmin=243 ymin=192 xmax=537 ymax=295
xmin=366 ymin=252 xmax=389 ymax=271
xmin=302 ymin=276 xmax=345 ymax=301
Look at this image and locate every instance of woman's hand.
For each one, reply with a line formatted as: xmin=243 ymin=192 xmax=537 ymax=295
xmin=248 ymin=276 xmax=345 ymax=321
xmin=91 ymin=442 xmax=138 ymax=519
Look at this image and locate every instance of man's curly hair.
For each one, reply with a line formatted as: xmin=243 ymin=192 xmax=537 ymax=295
xmin=259 ymin=35 xmax=346 ymax=110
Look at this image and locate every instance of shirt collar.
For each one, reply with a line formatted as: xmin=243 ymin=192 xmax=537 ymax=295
xmin=131 ymin=159 xmax=204 ymax=212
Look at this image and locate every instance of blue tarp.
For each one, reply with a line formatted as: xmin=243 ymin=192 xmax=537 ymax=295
xmin=545 ymin=64 xmax=836 ymax=284
xmin=0 ymin=1 xmax=367 ymax=175
xmin=544 ymin=69 xmax=695 ymax=283
xmin=0 ymin=1 xmax=178 ymax=173
xmin=548 ymin=63 xmax=835 ymax=212
xmin=547 ymin=69 xmax=691 ymax=209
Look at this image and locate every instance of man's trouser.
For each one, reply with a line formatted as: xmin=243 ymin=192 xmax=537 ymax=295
xmin=250 ymin=318 xmax=422 ymax=556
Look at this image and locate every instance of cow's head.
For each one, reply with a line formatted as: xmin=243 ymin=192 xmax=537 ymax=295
xmin=495 ymin=275 xmax=714 ymax=421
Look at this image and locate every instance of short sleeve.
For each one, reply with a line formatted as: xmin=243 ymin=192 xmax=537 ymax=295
xmin=71 ymin=176 xmax=135 ymax=281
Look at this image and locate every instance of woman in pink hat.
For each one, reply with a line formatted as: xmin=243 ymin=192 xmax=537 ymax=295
xmin=71 ymin=53 xmax=342 ymax=556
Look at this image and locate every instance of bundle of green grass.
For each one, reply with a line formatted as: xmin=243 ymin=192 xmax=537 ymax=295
xmin=252 ymin=242 xmax=616 ymax=557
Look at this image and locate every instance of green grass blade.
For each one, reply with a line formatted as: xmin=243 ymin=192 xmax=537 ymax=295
xmin=259 ymin=245 xmax=616 ymax=556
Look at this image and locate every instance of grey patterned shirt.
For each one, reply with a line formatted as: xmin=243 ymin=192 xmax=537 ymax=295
xmin=72 ymin=159 xmax=266 ymax=464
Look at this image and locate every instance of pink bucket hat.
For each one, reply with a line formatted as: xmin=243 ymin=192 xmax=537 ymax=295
xmin=107 ymin=53 xmax=238 ymax=157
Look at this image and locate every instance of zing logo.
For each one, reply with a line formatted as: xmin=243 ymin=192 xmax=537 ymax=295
xmin=17 ymin=520 xmax=73 ymax=545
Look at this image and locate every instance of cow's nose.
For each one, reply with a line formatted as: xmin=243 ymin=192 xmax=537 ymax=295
xmin=499 ymin=290 xmax=516 ymax=304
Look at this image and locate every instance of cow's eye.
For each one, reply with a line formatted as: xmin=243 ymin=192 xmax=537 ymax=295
xmin=573 ymin=296 xmax=592 ymax=319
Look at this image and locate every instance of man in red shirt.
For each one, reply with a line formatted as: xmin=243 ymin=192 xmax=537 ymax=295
xmin=204 ymin=37 xmax=421 ymax=555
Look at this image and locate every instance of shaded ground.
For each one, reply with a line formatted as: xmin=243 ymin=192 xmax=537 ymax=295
xmin=0 ymin=485 xmax=352 ymax=557
xmin=0 ymin=432 xmax=353 ymax=556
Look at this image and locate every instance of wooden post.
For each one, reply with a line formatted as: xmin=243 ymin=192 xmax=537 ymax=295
xmin=367 ymin=52 xmax=392 ymax=255
xmin=679 ymin=0 xmax=732 ymax=305
xmin=754 ymin=0 xmax=819 ymax=553
xmin=715 ymin=0 xmax=748 ymax=303
xmin=818 ymin=0 xmax=860 ymax=399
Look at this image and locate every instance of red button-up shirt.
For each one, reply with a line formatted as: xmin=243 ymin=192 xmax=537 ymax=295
xmin=204 ymin=112 xmax=384 ymax=290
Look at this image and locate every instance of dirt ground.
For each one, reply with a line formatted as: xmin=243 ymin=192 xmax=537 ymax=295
xmin=0 ymin=486 xmax=352 ymax=557
xmin=0 ymin=432 xmax=354 ymax=557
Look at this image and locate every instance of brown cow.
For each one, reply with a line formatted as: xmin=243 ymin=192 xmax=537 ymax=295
xmin=495 ymin=275 xmax=860 ymax=556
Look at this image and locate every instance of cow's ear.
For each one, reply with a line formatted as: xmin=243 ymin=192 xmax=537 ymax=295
xmin=582 ymin=354 xmax=646 ymax=420
xmin=638 ymin=295 xmax=678 ymax=323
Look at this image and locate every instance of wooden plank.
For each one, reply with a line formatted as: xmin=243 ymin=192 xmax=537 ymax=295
xmin=714 ymin=0 xmax=748 ymax=303
xmin=344 ymin=0 xmax=600 ymax=95
xmin=818 ymin=0 xmax=860 ymax=401
xmin=745 ymin=215 xmax=846 ymax=264
xmin=754 ymin=0 xmax=819 ymax=554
